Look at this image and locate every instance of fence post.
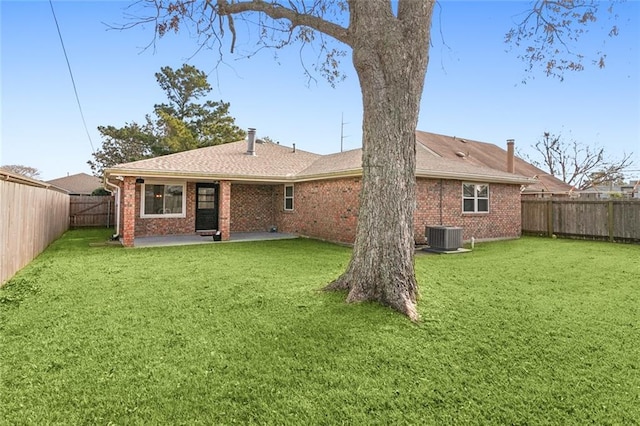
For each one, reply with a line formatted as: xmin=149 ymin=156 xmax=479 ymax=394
xmin=546 ymin=200 xmax=554 ymax=237
xmin=608 ymin=200 xmax=614 ymax=242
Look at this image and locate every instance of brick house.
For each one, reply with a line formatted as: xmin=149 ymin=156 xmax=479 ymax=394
xmin=104 ymin=129 xmax=535 ymax=247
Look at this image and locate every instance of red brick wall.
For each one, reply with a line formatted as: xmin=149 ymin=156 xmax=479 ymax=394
xmin=275 ymin=178 xmax=361 ymax=244
xmin=230 ymin=184 xmax=276 ymax=232
xmin=118 ymin=176 xmax=521 ymax=246
xmin=415 ymin=178 xmax=522 ymax=243
xmin=134 ymin=182 xmax=196 ymax=238
xmin=219 ymin=181 xmax=231 ymax=241
xmin=121 ymin=177 xmax=136 ymax=247
xmin=274 ymin=177 xmax=521 ymax=244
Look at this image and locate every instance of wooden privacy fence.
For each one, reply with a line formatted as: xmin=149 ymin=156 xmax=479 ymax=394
xmin=70 ymin=195 xmax=115 ymax=228
xmin=521 ymin=199 xmax=640 ymax=243
xmin=1 ymin=177 xmax=69 ymax=286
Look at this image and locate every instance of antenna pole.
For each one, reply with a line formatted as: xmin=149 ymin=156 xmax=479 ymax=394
xmin=340 ymin=112 xmax=344 ymax=152
xmin=340 ymin=113 xmax=350 ymax=152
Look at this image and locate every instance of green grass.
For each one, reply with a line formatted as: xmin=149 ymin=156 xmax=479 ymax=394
xmin=1 ymin=229 xmax=638 ymax=425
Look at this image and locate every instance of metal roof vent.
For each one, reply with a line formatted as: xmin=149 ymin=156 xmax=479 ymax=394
xmin=455 ymin=151 xmax=466 ymax=158
xmin=246 ymin=128 xmax=256 ymax=155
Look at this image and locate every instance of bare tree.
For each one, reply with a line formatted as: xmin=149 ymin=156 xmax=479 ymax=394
xmin=0 ymin=165 xmax=42 ymax=180
xmin=124 ymin=0 xmax=621 ymax=320
xmin=506 ymin=0 xmax=621 ymax=81
xmin=531 ymin=132 xmax=634 ymax=190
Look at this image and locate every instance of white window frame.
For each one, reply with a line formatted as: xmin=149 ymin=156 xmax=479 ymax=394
xmin=284 ymin=184 xmax=294 ymax=211
xmin=462 ymin=183 xmax=489 ymax=213
xmin=140 ymin=182 xmax=187 ymax=218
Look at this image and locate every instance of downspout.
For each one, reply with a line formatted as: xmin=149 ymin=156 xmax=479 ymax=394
xmin=104 ymin=178 xmax=120 ymax=238
xmin=439 ymin=179 xmax=444 ymax=225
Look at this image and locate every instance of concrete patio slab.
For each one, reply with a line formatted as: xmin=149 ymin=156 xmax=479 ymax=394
xmin=134 ymin=232 xmax=297 ymax=248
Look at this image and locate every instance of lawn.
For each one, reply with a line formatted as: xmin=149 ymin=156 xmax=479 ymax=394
xmin=1 ymin=229 xmax=638 ymax=424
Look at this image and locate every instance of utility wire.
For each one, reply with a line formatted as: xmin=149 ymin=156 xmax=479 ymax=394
xmin=49 ymin=0 xmax=95 ymax=153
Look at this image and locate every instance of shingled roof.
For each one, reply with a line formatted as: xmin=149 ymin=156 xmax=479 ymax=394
xmin=106 ymin=132 xmax=542 ymax=186
xmin=109 ymin=140 xmax=320 ymax=182
xmin=46 ymin=172 xmax=103 ymax=195
xmin=415 ymin=131 xmax=572 ymax=194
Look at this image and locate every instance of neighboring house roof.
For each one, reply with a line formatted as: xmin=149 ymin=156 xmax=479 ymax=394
xmin=105 ymin=132 xmax=538 ymax=186
xmin=581 ymin=185 xmax=622 ymax=193
xmin=46 ymin=172 xmax=103 ymax=195
xmin=581 ymin=182 xmax=640 ymax=194
xmin=415 ymin=131 xmax=572 ymax=194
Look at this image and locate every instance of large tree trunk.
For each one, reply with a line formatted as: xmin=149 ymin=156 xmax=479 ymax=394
xmin=325 ymin=2 xmax=434 ymax=321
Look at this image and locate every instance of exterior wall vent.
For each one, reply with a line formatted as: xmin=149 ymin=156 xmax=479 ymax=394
xmin=426 ymin=226 xmax=463 ymax=250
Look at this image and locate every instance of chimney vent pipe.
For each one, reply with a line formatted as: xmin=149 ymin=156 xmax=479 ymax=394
xmin=246 ymin=128 xmax=256 ymax=156
xmin=506 ymin=139 xmax=515 ymax=173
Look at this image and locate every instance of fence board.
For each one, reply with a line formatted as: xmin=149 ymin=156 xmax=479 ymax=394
xmin=1 ymin=180 xmax=69 ymax=286
xmin=69 ymin=195 xmax=114 ymax=228
xmin=522 ymin=199 xmax=640 ymax=243
xmin=520 ymin=200 xmax=548 ymax=235
xmin=613 ymin=201 xmax=640 ymax=240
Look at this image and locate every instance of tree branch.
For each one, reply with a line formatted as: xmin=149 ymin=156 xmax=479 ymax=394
xmin=505 ymin=0 xmax=617 ymax=81
xmin=216 ymin=0 xmax=351 ymax=46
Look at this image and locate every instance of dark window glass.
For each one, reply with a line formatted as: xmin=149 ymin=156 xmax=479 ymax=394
xmin=144 ymin=184 xmax=183 ymax=215
xmin=463 ymin=199 xmax=475 ymax=212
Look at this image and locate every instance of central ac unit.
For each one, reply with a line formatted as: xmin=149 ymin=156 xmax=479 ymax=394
xmin=426 ymin=226 xmax=463 ymax=250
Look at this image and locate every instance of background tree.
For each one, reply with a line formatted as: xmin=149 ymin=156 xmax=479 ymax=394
xmin=0 ymin=164 xmax=42 ymax=179
xmin=128 ymin=0 xmax=621 ymax=321
xmin=91 ymin=187 xmax=112 ymax=196
xmin=530 ymin=131 xmax=634 ymax=190
xmin=153 ymin=65 xmax=246 ymax=153
xmin=88 ymin=118 xmax=160 ymax=176
xmin=89 ymin=64 xmax=245 ymax=175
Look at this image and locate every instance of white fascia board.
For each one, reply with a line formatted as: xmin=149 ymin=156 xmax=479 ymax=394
xmin=105 ymin=167 xmax=533 ymax=186
xmin=416 ymin=169 xmax=535 ymax=185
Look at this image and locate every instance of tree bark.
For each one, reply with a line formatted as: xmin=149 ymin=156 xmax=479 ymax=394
xmin=325 ymin=2 xmax=434 ymax=321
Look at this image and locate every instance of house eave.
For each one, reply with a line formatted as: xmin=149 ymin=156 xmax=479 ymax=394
xmin=106 ymin=167 xmax=534 ymax=186
xmin=104 ymin=167 xmax=365 ymax=184
xmin=105 ymin=168 xmax=297 ymax=183
xmin=415 ymin=169 xmax=535 ymax=185
xmin=294 ymin=169 xmax=363 ymax=182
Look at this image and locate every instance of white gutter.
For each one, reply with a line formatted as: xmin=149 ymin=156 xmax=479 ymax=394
xmin=415 ymin=169 xmax=535 ymax=185
xmin=103 ymin=178 xmax=121 ymax=238
xmin=105 ymin=167 xmax=534 ymax=186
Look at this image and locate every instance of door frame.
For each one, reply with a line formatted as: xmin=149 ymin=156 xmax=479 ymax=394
xmin=195 ymin=183 xmax=220 ymax=231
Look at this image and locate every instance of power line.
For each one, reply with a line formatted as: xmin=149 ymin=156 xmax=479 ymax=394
xmin=49 ymin=0 xmax=95 ymax=153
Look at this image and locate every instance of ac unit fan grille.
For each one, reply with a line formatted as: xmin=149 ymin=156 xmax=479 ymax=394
xmin=426 ymin=226 xmax=463 ymax=250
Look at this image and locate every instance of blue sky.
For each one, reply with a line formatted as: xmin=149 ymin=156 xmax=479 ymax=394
xmin=1 ymin=1 xmax=639 ymax=181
